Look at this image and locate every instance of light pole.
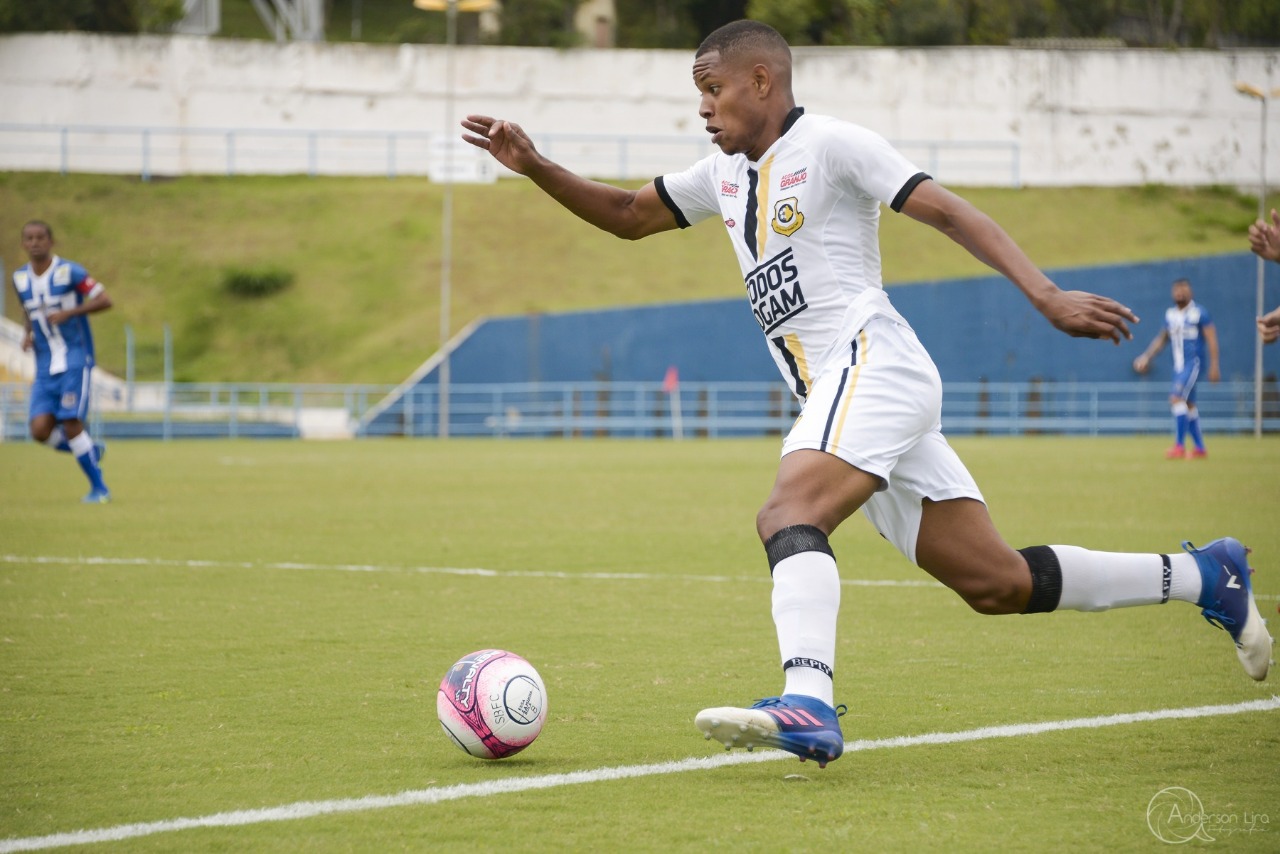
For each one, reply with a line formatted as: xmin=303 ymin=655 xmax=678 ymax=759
xmin=1235 ymin=82 xmax=1278 ymax=439
xmin=413 ymin=0 xmax=494 ymax=438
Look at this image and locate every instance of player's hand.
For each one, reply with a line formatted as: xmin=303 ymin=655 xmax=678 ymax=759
xmin=1260 ymin=306 xmax=1280 ymax=344
xmin=1132 ymin=354 xmax=1149 ymax=374
xmin=1039 ymin=289 xmax=1137 ymax=344
xmin=461 ymin=115 xmax=540 ymax=175
xmin=1208 ymin=365 xmax=1221 ymax=383
xmin=45 ymin=309 xmax=68 ymax=325
xmin=21 ymin=330 xmax=32 ymax=352
xmin=1248 ymin=209 xmax=1280 ymax=263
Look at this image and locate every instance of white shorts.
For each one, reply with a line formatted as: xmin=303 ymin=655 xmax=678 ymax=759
xmin=780 ymin=313 xmax=984 ymax=564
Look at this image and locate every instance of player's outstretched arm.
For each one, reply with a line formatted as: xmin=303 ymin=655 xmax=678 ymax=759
xmin=900 ymin=180 xmax=1137 ymax=344
xmin=1132 ymin=329 xmax=1167 ymax=374
xmin=1248 ymin=209 xmax=1280 ymax=263
xmin=461 ymin=115 xmax=677 ymax=241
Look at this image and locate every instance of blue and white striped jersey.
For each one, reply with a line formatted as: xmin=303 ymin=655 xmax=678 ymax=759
xmin=12 ymin=255 xmax=102 ymax=377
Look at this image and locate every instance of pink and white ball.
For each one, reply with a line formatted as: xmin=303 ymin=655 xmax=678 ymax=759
xmin=437 ymin=649 xmax=547 ymax=759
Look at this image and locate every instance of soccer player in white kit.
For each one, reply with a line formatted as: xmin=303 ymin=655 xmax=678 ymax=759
xmin=462 ymin=20 xmax=1272 ymax=767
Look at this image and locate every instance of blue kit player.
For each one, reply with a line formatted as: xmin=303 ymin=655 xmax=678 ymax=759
xmin=11 ymin=220 xmax=113 ymax=502
xmin=1133 ymin=278 xmax=1220 ymax=459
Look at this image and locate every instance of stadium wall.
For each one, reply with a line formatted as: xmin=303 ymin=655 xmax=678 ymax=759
xmin=377 ymin=251 xmax=1279 ymax=390
xmin=0 ymin=33 xmax=1276 ymax=186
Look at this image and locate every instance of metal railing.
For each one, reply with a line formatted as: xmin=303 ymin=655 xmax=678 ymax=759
xmin=2 ymin=380 xmax=1275 ymax=442
xmin=0 ymin=123 xmax=1023 ymax=185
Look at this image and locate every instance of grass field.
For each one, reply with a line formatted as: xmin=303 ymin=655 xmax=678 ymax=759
xmin=2 ymin=436 xmax=1278 ymax=851
xmin=1 ymin=173 xmax=1273 ymax=384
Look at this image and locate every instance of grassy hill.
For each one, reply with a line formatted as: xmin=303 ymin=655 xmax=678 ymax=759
xmin=0 ymin=172 xmax=1271 ymax=383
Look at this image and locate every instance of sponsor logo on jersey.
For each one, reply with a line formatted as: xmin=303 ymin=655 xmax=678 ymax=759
xmin=745 ymin=247 xmax=807 ymax=334
xmin=13 ymin=272 xmax=30 ymax=293
xmin=53 ymin=265 xmax=72 ymax=286
xmin=771 ymin=196 xmax=804 ymax=237
xmin=720 ymin=180 xmax=739 ymax=197
xmin=779 ymin=167 xmax=808 ymax=190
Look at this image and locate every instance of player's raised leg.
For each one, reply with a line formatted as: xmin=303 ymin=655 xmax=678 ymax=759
xmin=914 ymin=498 xmax=1271 ymax=680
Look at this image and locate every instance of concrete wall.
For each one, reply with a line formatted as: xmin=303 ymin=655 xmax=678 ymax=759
xmin=1 ymin=33 xmax=1277 ymax=185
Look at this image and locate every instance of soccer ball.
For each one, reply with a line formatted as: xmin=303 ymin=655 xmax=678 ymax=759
xmin=437 ymin=649 xmax=548 ymax=759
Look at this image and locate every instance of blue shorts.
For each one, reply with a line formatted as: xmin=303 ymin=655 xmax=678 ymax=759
xmin=29 ymin=366 xmax=92 ymax=423
xmin=1170 ymin=359 xmax=1201 ymax=405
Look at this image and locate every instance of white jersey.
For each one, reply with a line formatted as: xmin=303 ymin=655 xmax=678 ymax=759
xmin=657 ymin=108 xmax=927 ymax=400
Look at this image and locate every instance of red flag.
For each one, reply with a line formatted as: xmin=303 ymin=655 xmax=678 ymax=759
xmin=662 ymin=365 xmax=679 ymax=394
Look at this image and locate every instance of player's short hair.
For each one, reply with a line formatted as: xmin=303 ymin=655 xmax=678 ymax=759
xmin=22 ymin=220 xmax=53 ymax=240
xmin=696 ymin=19 xmax=792 ymax=67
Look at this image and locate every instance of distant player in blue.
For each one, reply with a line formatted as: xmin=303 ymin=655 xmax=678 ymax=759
xmin=11 ymin=220 xmax=113 ymax=502
xmin=1133 ymin=278 xmax=1220 ymax=459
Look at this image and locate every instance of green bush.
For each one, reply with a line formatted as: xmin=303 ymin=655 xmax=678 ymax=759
xmin=222 ymin=266 xmax=294 ymax=298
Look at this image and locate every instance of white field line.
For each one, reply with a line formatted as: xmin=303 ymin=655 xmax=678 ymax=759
xmin=5 ymin=554 xmax=1279 ymax=600
xmin=0 ymin=554 xmax=941 ymax=589
xmin=1 ymin=696 xmax=1277 ymax=853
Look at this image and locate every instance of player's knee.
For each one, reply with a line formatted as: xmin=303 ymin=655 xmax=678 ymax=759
xmin=956 ymin=581 xmax=1022 ymax=615
xmin=755 ymin=499 xmax=813 ymax=544
xmin=948 ymin=564 xmax=1028 ymax=615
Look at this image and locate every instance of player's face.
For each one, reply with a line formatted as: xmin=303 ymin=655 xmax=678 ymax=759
xmin=1172 ymin=283 xmax=1191 ymax=308
xmin=21 ymin=225 xmax=52 ymax=264
xmin=693 ymin=51 xmax=771 ymax=160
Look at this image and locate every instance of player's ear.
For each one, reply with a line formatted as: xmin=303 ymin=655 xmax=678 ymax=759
xmin=752 ymin=64 xmax=771 ymax=97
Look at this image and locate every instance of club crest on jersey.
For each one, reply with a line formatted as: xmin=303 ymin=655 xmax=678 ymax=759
xmin=745 ymin=247 xmax=807 ymax=334
xmin=61 ymin=391 xmax=78 ymax=409
xmin=771 ymin=196 xmax=804 ymax=237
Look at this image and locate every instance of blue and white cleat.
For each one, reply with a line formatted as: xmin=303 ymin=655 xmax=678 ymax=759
xmin=81 ymin=488 xmax=111 ymax=504
xmin=696 ymin=694 xmax=847 ymax=767
xmin=1185 ymin=538 xmax=1273 ymax=681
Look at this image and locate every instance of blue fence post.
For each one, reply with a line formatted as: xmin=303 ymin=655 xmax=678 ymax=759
xmin=162 ymin=323 xmax=173 ymax=442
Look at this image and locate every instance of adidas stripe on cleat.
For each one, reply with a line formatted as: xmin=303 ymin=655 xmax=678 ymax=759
xmin=695 ymin=694 xmax=847 ymax=768
xmin=1185 ymin=538 xmax=1273 ymax=681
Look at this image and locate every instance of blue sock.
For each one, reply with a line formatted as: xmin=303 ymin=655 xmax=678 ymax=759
xmin=69 ymin=432 xmax=108 ymax=493
xmin=1187 ymin=412 xmax=1204 ymax=450
xmin=1174 ymin=413 xmax=1188 ymax=447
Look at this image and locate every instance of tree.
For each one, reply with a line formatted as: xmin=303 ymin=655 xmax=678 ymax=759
xmin=495 ymin=0 xmax=580 ymax=47
xmin=0 ymin=0 xmax=183 ymax=33
xmin=747 ymin=0 xmax=882 ymax=46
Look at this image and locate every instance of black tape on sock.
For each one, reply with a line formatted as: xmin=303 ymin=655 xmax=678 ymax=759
xmin=764 ymin=524 xmax=834 ymax=574
xmin=1160 ymin=553 xmax=1171 ymax=604
xmin=1018 ymin=545 xmax=1063 ymax=614
xmin=783 ymin=657 xmax=834 ymax=678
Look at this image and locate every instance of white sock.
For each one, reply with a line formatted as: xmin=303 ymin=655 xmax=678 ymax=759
xmin=43 ymin=426 xmax=66 ymax=450
xmin=68 ymin=431 xmax=95 ymax=459
xmin=772 ymin=551 xmax=840 ymax=707
xmin=1052 ymin=545 xmax=1202 ymax=611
